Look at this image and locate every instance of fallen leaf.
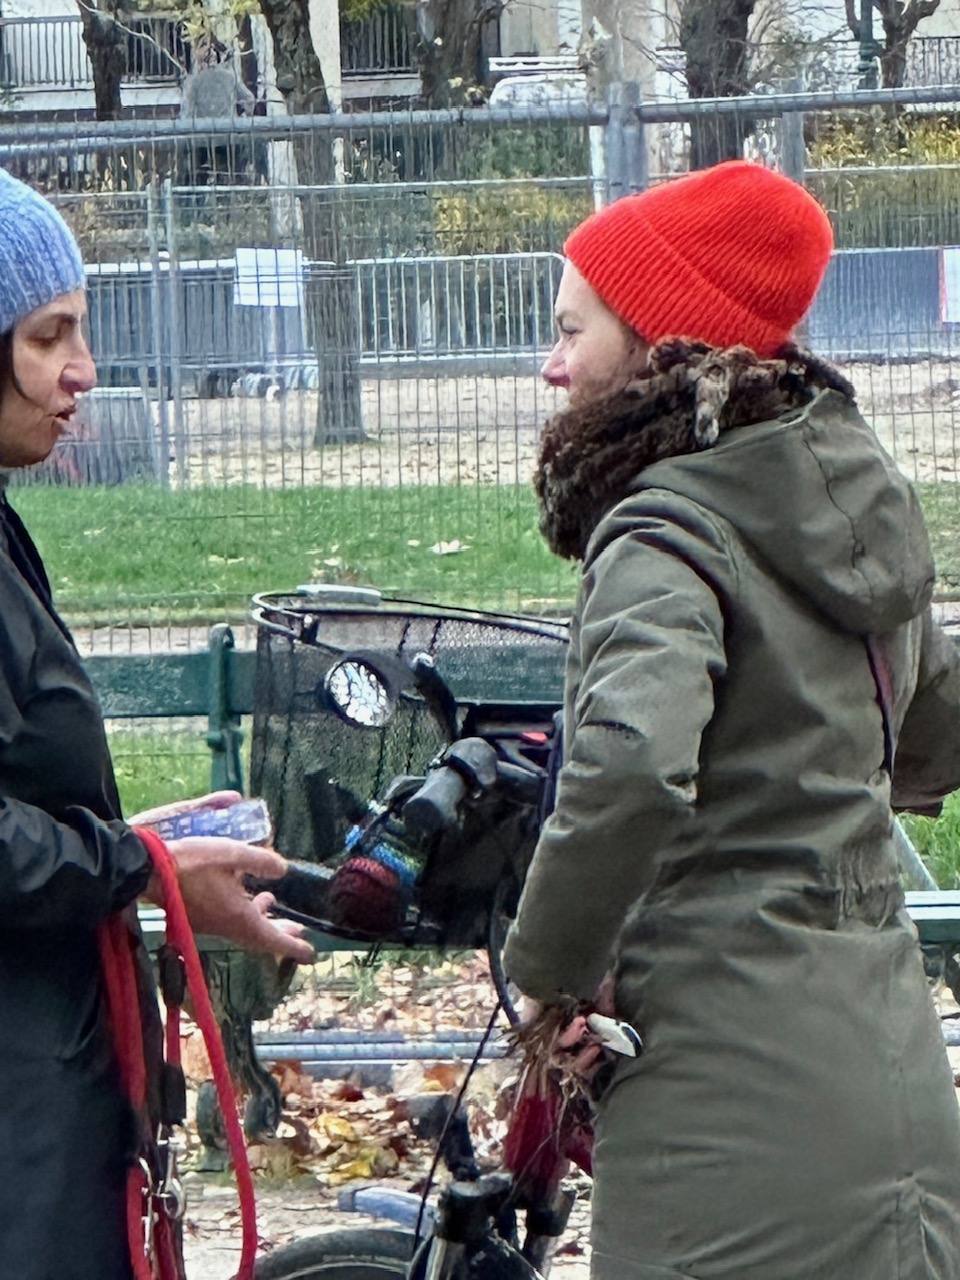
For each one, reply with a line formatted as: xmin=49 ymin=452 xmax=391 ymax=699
xmin=324 ymin=1156 xmax=374 ymax=1185
xmin=331 ymin=1082 xmax=365 ymax=1103
xmin=423 ymin=1062 xmax=463 ymax=1092
xmin=319 ymin=1114 xmax=359 ymax=1145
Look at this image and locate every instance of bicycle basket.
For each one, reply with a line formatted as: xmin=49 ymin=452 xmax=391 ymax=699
xmin=249 ymin=586 xmax=569 ymax=908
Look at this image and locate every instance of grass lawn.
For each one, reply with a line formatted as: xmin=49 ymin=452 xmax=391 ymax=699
xmin=108 ymin=723 xmax=220 ymax=816
xmin=916 ymin=481 xmax=960 ymax=596
xmin=10 ymin=479 xmax=959 ymax=626
xmin=12 ymin=482 xmax=578 ymax=625
xmin=902 ymin=792 xmax=960 ymax=889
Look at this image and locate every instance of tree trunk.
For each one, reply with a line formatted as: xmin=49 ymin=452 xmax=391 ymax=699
xmin=235 ymin=14 xmax=261 ymax=109
xmin=77 ymin=1 xmax=126 ymax=121
xmin=416 ymin=0 xmax=503 ymax=109
xmin=257 ymin=0 xmax=366 ymax=445
xmin=678 ymin=0 xmax=757 ymax=169
xmin=876 ymin=0 xmax=941 ymax=89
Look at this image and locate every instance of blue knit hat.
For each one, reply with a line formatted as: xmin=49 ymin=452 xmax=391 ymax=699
xmin=0 ymin=169 xmax=85 ymax=337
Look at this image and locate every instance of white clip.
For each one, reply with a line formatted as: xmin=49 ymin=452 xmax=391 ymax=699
xmin=586 ymin=1013 xmax=643 ymax=1057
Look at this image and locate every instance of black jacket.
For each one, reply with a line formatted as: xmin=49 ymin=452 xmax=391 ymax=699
xmin=0 ymin=486 xmax=153 ymax=1280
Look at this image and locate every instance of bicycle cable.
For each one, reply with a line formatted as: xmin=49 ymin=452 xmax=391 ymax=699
xmin=412 ymin=996 xmax=504 ymax=1249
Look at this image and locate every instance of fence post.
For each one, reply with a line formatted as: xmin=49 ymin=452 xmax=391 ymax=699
xmin=146 ymin=178 xmax=170 ymax=488
xmin=604 ymin=81 xmax=626 ymax=204
xmin=781 ymin=78 xmax=806 ymax=185
xmin=605 ymin=82 xmax=647 ymax=203
xmin=162 ymin=177 xmax=187 ymax=485
xmin=621 ymin=81 xmax=648 ymax=193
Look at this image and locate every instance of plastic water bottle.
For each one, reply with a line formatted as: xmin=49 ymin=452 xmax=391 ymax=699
xmin=150 ymin=797 xmax=272 ymax=844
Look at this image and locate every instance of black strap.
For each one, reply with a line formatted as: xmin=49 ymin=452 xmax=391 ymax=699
xmin=156 ymin=944 xmax=188 ymax=1128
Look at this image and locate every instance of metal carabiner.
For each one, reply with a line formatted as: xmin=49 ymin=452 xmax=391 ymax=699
xmin=138 ymin=1155 xmax=157 ymax=1261
xmin=155 ymin=1131 xmax=187 ymax=1223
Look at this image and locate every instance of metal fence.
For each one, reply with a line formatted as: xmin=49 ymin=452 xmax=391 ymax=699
xmin=2 ymin=84 xmax=960 ymax=643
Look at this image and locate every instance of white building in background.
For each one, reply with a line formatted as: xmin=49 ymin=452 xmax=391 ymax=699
xmin=2 ymin=0 xmax=956 ymax=126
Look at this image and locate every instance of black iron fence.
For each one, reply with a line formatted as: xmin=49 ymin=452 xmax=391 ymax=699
xmin=340 ymin=3 xmax=417 ymax=77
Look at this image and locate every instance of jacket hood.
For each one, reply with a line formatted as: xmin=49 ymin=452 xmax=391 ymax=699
xmin=536 ymin=342 xmax=934 ymax=634
xmin=642 ymin=392 xmax=934 ymax=633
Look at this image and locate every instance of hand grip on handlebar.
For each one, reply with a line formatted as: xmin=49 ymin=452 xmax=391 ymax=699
xmin=402 ymin=766 xmax=469 ymax=842
xmin=402 ymin=737 xmax=499 ymax=841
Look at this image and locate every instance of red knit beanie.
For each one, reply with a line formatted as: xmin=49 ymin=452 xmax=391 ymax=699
xmin=564 ymin=161 xmax=833 ymax=358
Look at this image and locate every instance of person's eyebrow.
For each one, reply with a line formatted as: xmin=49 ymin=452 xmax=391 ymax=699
xmin=554 ymin=308 xmax=581 ymax=325
xmin=31 ymin=308 xmax=85 ymax=328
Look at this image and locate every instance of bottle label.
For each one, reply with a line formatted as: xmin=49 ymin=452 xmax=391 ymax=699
xmin=151 ymin=798 xmax=272 ymax=844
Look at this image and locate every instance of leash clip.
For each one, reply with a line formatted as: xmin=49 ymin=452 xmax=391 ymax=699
xmin=154 ymin=1131 xmax=187 ymax=1223
xmin=138 ymin=1156 xmax=157 ymax=1261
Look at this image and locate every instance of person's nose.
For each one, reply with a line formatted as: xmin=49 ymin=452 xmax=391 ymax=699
xmin=541 ymin=342 xmax=568 ymax=388
xmin=62 ymin=336 xmax=97 ymax=395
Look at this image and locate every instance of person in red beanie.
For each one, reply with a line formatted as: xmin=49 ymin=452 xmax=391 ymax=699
xmin=504 ymin=160 xmax=960 ymax=1278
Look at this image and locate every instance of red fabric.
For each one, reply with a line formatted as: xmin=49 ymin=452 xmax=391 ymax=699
xmin=99 ymin=915 xmax=147 ymax=1111
xmin=327 ymin=856 xmax=401 ymax=934
xmin=135 ymin=826 xmax=260 ymax=1280
xmin=564 ymin=160 xmax=833 ymax=358
xmin=502 ymin=1069 xmax=594 ymax=1203
xmin=98 ymin=828 xmax=261 ymax=1280
xmin=98 ymin=917 xmax=155 ymax=1279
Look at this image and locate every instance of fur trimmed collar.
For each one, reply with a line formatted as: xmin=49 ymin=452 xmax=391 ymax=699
xmin=535 ymin=339 xmax=855 ymax=561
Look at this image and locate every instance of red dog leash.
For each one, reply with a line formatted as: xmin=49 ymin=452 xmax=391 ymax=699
xmin=99 ymin=826 xmax=259 ymax=1280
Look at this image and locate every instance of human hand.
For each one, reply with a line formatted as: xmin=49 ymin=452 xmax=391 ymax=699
xmin=511 ymin=1000 xmax=606 ymax=1081
xmin=127 ymin=790 xmax=242 ymax=829
xmin=143 ymin=837 xmax=315 ymax=965
xmin=513 ymin=972 xmax=627 ymax=1082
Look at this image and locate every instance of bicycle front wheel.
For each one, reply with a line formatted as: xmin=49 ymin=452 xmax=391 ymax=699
xmin=254 ymin=1227 xmax=416 ymax=1279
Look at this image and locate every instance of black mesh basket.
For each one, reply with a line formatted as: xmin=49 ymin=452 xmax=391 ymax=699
xmin=249 ymin=586 xmax=568 ymax=944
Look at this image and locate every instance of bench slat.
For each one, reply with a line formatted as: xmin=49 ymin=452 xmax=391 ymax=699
xmin=87 ymin=648 xmax=257 ymax=719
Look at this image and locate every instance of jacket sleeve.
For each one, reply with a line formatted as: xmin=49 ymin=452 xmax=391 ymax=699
xmin=503 ymin=496 xmax=728 ymax=1002
xmin=0 ymin=800 xmax=151 ymax=930
xmin=891 ymin=611 xmax=960 ymax=815
xmin=0 ymin=565 xmax=151 ymax=930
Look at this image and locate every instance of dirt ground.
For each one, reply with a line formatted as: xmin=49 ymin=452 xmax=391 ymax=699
xmin=178 ymin=955 xmax=595 ymax=1277
xmin=157 ymin=358 xmax=960 ymax=491
xmin=183 ymin=1175 xmax=593 ymax=1279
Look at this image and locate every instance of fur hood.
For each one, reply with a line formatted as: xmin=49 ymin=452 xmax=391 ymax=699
xmin=535 ymin=339 xmax=854 ymax=562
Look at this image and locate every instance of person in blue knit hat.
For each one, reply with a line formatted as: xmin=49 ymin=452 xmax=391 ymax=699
xmin=0 ymin=170 xmax=315 ymax=1279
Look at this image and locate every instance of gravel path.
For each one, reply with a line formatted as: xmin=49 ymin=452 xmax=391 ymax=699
xmin=183 ymin=1175 xmax=593 ymax=1278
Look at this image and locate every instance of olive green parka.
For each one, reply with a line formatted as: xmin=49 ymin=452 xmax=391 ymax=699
xmin=504 ymin=343 xmax=960 ymax=1279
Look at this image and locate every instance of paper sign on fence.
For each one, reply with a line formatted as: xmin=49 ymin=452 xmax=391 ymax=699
xmin=940 ymin=247 xmax=960 ymax=323
xmin=234 ymin=247 xmax=304 ymax=308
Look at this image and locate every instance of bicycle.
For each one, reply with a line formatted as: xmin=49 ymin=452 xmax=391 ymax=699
xmin=243 ymin=587 xmax=594 ymax=1278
